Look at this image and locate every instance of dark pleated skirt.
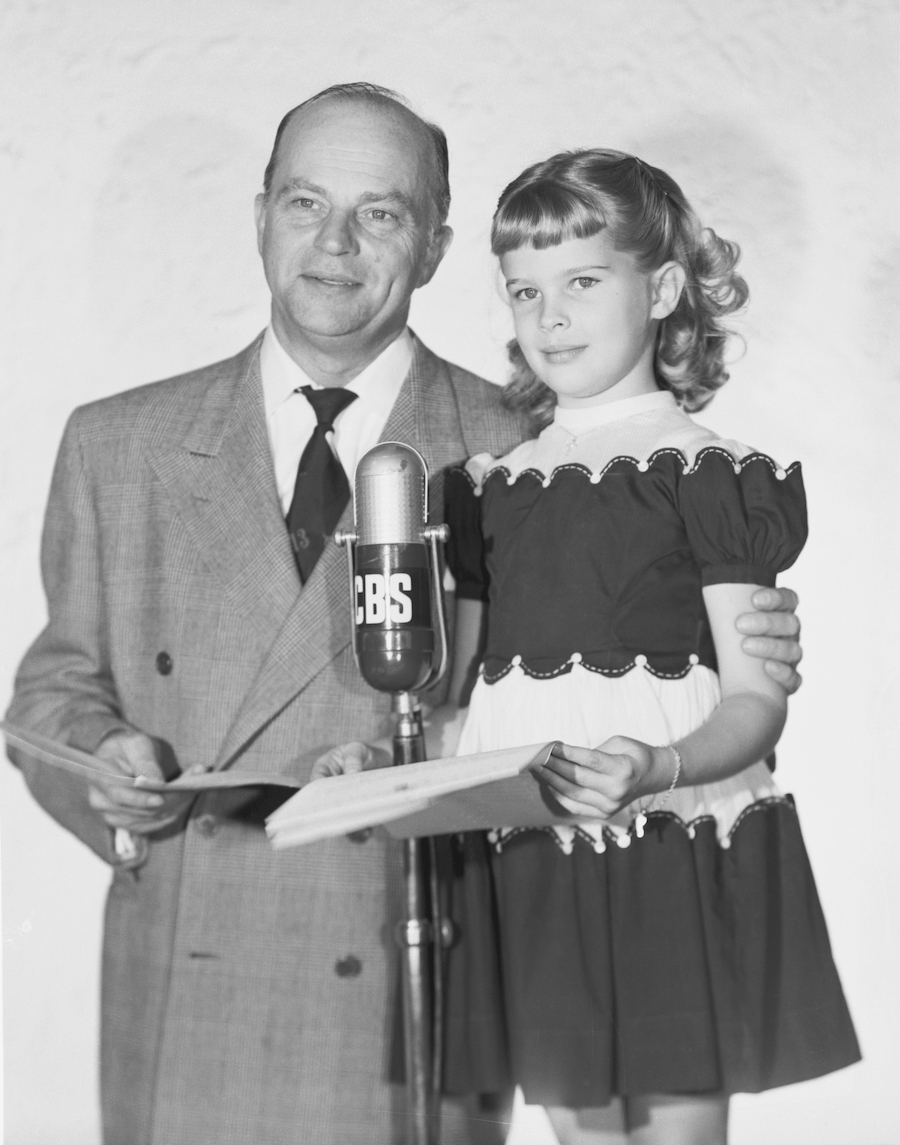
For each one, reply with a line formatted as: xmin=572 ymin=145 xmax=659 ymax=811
xmin=442 ymin=800 xmax=860 ymax=1106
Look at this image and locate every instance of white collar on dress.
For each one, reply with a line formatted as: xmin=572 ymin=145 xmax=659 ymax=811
xmin=552 ymin=389 xmax=677 ymax=435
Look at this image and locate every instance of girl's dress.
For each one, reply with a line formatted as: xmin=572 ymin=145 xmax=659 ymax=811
xmin=443 ymin=389 xmax=859 ymax=1107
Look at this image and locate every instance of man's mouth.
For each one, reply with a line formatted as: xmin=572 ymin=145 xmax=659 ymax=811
xmin=302 ymin=273 xmax=361 ymax=289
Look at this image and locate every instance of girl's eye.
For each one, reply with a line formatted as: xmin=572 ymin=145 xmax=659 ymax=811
xmin=513 ymin=287 xmax=539 ymax=302
xmin=572 ymin=276 xmax=599 ymax=290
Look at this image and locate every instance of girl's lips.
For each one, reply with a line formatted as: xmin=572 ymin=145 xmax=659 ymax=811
xmin=542 ymin=345 xmax=587 ymax=363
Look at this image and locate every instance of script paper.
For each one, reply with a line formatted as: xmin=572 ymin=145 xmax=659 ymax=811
xmin=265 ymin=741 xmax=573 ymax=848
xmin=1 ymin=723 xmax=303 ymax=791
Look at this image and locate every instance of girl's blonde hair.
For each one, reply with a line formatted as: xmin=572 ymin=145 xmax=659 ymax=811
xmin=491 ymin=149 xmax=748 ymax=433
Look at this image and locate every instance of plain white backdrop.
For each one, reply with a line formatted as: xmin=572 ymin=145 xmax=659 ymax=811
xmin=1 ymin=1 xmax=897 ymax=1142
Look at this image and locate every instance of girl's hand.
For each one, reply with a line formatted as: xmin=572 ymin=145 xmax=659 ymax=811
xmin=310 ymin=741 xmax=391 ymax=780
xmin=540 ymin=736 xmax=669 ymax=818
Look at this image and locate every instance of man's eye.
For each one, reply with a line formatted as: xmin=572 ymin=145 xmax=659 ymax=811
xmin=367 ymin=209 xmax=396 ymax=222
xmin=292 ymin=198 xmax=319 ymax=210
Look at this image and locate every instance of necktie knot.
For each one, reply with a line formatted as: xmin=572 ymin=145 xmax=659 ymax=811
xmin=300 ymin=385 xmax=357 ymax=432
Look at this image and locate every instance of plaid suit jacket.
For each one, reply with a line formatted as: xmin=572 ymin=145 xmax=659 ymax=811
xmin=7 ymin=333 xmax=525 ymax=1145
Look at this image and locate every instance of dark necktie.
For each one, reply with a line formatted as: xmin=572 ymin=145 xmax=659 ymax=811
xmin=287 ymin=385 xmax=358 ymax=582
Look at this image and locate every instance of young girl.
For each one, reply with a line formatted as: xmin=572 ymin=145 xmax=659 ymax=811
xmin=435 ymin=150 xmax=859 ymax=1144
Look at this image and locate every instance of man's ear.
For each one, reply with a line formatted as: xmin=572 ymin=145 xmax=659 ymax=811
xmin=254 ymin=193 xmax=267 ymax=255
xmin=650 ymin=261 xmax=686 ymax=319
xmin=416 ymin=225 xmax=454 ymax=289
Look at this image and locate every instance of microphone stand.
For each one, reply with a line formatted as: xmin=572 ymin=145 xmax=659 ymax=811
xmin=337 ymin=516 xmax=451 ymax=1145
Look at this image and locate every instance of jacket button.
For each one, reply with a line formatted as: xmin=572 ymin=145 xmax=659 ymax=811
xmin=334 ymin=955 xmax=362 ymax=978
xmin=346 ymin=828 xmax=373 ymax=843
xmin=156 ymin=652 xmax=173 ymax=675
xmin=193 ymin=814 xmax=220 ymax=837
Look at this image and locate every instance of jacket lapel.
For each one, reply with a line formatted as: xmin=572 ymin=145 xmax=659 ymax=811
xmin=214 ymin=332 xmax=468 ymax=769
xmin=145 ymin=338 xmax=302 ymax=652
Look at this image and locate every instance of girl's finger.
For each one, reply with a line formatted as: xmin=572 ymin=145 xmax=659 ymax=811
xmin=539 ymin=769 xmax=620 ymax=816
xmin=549 ymin=742 xmax=607 ymax=767
xmin=551 ymin=793 xmax=609 ymax=818
xmin=544 ymin=759 xmax=603 ymax=789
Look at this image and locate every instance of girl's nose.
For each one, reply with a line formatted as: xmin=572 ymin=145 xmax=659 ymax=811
xmin=538 ymin=300 xmax=570 ymax=332
xmin=314 ymin=209 xmax=359 ymax=256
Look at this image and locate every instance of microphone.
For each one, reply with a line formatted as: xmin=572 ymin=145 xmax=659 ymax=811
xmin=336 ymin=443 xmax=448 ymax=694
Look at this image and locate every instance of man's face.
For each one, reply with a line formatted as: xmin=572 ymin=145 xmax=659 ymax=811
xmin=255 ymin=100 xmax=451 ymax=356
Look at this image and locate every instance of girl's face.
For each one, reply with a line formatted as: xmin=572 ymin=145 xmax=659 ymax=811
xmin=501 ymin=232 xmax=680 ymax=408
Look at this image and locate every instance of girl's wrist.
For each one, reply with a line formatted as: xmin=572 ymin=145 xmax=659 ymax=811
xmin=648 ymin=743 xmax=683 ymax=798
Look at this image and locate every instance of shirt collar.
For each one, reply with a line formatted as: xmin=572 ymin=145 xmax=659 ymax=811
xmin=259 ymin=324 xmax=413 ymax=419
xmin=552 ymin=388 xmax=677 ymax=434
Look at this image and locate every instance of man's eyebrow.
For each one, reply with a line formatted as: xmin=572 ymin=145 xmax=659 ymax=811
xmin=278 ymin=178 xmax=330 ymax=199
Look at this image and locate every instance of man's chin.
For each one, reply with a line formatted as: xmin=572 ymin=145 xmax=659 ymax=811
xmin=283 ymin=303 xmax=374 ymax=343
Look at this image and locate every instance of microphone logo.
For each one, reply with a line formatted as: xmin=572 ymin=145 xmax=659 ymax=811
xmin=355 ymin=573 xmax=415 ymax=625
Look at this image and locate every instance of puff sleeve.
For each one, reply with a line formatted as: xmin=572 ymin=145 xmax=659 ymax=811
xmin=443 ymin=464 xmax=490 ymax=602
xmin=678 ymin=449 xmax=808 ymax=587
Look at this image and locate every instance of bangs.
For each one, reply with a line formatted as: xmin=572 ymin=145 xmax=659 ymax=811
xmin=491 ymin=182 xmax=610 ymax=255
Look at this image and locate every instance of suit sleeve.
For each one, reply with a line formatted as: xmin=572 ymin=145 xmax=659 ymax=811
xmin=5 ymin=412 xmax=131 ymax=861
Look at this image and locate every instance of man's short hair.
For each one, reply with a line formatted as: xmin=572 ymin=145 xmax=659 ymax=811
xmin=262 ymin=82 xmax=451 ymax=229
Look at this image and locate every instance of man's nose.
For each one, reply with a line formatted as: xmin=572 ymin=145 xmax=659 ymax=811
xmin=314 ymin=209 xmax=359 ymax=256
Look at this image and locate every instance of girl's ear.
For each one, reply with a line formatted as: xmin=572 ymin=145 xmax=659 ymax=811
xmin=650 ymin=261 xmax=686 ymax=319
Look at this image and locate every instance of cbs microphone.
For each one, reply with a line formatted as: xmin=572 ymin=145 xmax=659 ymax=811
xmin=336 ymin=443 xmax=448 ymax=694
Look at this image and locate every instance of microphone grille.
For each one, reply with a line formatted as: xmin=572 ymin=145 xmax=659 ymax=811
xmin=354 ymin=443 xmax=428 ymax=545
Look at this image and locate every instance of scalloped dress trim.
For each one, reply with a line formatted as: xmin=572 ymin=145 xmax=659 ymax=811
xmin=482 ymin=652 xmax=703 ymax=684
xmin=475 ymin=446 xmax=799 ymax=490
xmin=486 ymin=795 xmax=796 ymax=856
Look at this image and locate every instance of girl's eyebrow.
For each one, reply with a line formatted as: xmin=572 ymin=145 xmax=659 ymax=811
xmin=505 ymin=264 xmax=610 ymax=287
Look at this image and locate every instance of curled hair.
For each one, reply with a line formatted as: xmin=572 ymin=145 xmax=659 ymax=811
xmin=492 ymin=149 xmax=748 ymax=432
xmin=263 ymin=82 xmax=451 ymax=231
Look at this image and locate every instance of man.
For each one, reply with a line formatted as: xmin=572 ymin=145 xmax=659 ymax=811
xmin=6 ymin=84 xmax=803 ymax=1145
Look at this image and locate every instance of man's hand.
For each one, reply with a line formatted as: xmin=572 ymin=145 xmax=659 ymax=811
xmin=88 ymin=730 xmax=198 ymax=835
xmin=310 ymin=741 xmax=392 ymax=780
xmin=736 ymin=587 xmax=803 ymax=694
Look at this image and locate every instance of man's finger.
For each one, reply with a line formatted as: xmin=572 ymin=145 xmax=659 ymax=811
xmin=95 ymin=731 xmax=164 ymax=780
xmin=750 ymin=586 xmax=799 ymax=612
xmin=735 ymin=609 xmax=800 ymax=638
xmin=741 ymin=635 xmax=802 ymax=665
xmin=89 ymin=784 xmax=164 ymax=812
xmin=764 ymin=660 xmax=802 ymax=695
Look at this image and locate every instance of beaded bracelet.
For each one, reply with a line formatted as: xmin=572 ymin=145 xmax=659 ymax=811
xmin=634 ymin=744 xmax=683 ymax=839
xmin=655 ymin=744 xmax=683 ymax=811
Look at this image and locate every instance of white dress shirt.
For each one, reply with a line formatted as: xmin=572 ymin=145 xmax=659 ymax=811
xmin=259 ymin=324 xmax=414 ymax=515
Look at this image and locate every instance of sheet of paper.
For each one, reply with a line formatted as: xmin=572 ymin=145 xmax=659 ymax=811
xmin=1 ymin=723 xmax=302 ymax=791
xmin=265 ymin=741 xmax=575 ymax=848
